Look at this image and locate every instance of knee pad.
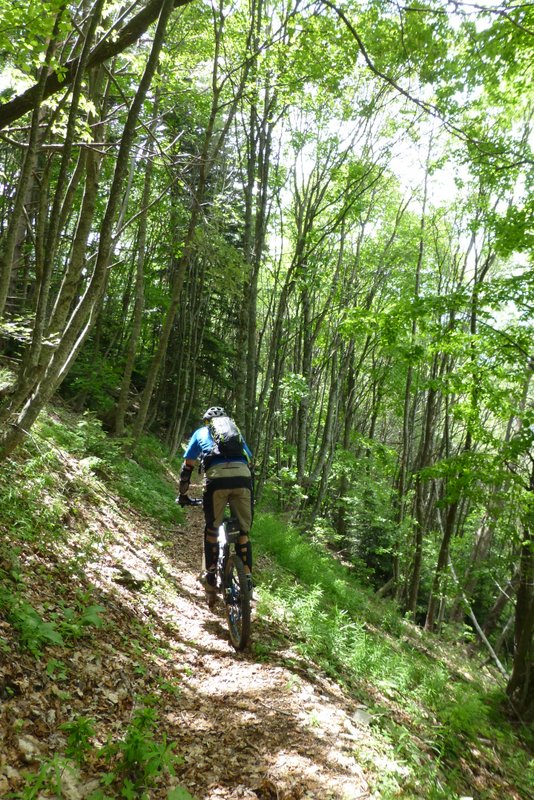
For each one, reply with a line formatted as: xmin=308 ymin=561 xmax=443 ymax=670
xmin=204 ymin=528 xmax=219 ymax=572
xmin=236 ymin=534 xmax=252 ymax=571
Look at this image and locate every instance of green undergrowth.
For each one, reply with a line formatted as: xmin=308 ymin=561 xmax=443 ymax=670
xmin=37 ymin=410 xmax=181 ymax=524
xmin=0 ymin=407 xmax=193 ymax=799
xmin=0 ymin=407 xmax=186 ymax=662
xmin=253 ymin=512 xmax=534 ymax=799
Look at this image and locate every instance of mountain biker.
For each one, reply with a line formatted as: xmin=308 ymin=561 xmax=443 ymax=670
xmin=177 ymin=406 xmax=254 ymax=604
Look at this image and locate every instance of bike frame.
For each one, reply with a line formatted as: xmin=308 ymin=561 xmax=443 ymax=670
xmin=215 ymin=516 xmax=251 ymax=650
xmin=216 ymin=517 xmax=240 ymax=582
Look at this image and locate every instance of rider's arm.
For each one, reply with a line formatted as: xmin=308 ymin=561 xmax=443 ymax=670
xmin=178 ymin=431 xmax=202 ymax=505
xmin=242 ymin=438 xmax=253 ymax=465
xmin=179 ymin=458 xmax=196 ymax=497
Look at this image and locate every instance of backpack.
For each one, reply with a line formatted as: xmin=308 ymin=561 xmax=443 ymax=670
xmin=207 ymin=415 xmax=245 ymax=461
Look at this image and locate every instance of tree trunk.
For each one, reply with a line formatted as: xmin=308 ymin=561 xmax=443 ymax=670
xmin=20 ymin=0 xmax=105 ymax=386
xmin=0 ymin=0 xmax=177 ymax=459
xmin=0 ymin=10 xmax=66 ymax=318
xmin=506 ymin=462 xmax=534 ymax=722
xmin=407 ymin=355 xmax=441 ymax=616
xmin=483 ymin=573 xmax=519 ymax=638
xmin=113 ymin=87 xmax=160 ymax=435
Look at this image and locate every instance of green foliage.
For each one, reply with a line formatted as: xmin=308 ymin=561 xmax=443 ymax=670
xmin=37 ymin=412 xmax=122 ymax=466
xmin=62 ymin=347 xmax=124 ymax=416
xmin=327 ymin=444 xmax=400 ymax=586
xmin=111 ymin=455 xmax=180 ymax=525
xmin=46 ymin=658 xmax=68 ymax=681
xmin=100 ymin=699 xmax=180 ymax=798
xmin=434 ymin=690 xmax=493 ymax=759
xmin=1 ymin=0 xmax=533 ymax=792
xmin=60 ymin=716 xmax=97 ymax=764
xmin=12 ymin=706 xmax=191 ymax=800
xmin=264 ymin=459 xmax=309 ymax=511
xmin=10 ymin=755 xmax=70 ymax=800
xmin=255 ymin=513 xmax=368 ymax=608
xmin=197 ymin=328 xmax=239 ymax=392
xmin=167 ymin=788 xmax=196 ymax=800
xmin=0 ymin=590 xmax=64 ymax=656
xmin=0 ymin=449 xmax=66 ymax=543
xmin=12 ymin=692 xmax=190 ymax=798
xmin=0 ymin=582 xmax=105 ymax=656
xmin=37 ymin=412 xmax=181 ymax=525
xmin=254 ymin=512 xmax=533 ymax=798
xmin=53 ymin=599 xmax=106 ymax=641
xmin=491 ymin=201 xmax=534 ymax=257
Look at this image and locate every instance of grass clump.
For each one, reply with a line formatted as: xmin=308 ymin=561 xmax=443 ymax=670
xmin=36 ymin=411 xmax=182 ymax=525
xmin=111 ymin=456 xmax=179 ymax=525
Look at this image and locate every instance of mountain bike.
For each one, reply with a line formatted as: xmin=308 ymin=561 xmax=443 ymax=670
xmin=211 ymin=516 xmax=252 ymax=651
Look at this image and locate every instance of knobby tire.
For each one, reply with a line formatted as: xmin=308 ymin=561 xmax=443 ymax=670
xmin=224 ymin=554 xmax=251 ymax=651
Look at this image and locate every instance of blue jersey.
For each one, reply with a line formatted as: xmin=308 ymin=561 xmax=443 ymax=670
xmin=184 ymin=425 xmax=252 ymax=466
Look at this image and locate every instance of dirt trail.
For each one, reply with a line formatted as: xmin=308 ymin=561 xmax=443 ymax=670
xmin=141 ymin=502 xmax=372 ymax=799
xmin=0 ymin=462 xmax=373 ymax=800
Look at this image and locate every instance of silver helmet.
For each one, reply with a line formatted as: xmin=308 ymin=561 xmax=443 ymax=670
xmin=203 ymin=406 xmax=226 ymax=420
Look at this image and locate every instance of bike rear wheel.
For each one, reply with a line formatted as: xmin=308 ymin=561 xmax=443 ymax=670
xmin=223 ymin=554 xmax=251 ymax=650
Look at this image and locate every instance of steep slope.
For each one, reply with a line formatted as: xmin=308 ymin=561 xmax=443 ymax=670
xmin=0 ymin=413 xmax=373 ymax=799
xmin=0 ymin=407 xmax=531 ymax=799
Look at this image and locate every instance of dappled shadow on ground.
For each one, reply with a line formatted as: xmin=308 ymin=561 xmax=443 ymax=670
xmin=0 ymin=466 xmax=372 ymax=800
xmin=0 ymin=458 xmax=528 ymax=800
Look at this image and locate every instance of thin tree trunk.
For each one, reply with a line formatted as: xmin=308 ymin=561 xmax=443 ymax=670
xmin=394 ymin=162 xmax=427 ymax=596
xmin=113 ymin=163 xmax=151 ymax=435
xmin=506 ymin=460 xmax=534 ymax=722
xmin=0 ymin=0 xmax=177 ymax=459
xmin=406 ymin=360 xmax=439 ymax=616
xmin=21 ymin=0 xmax=105 ymax=381
xmin=483 ymin=573 xmax=519 ymax=637
xmin=0 ymin=10 xmax=66 ymax=318
xmin=113 ymin=86 xmax=160 ymax=435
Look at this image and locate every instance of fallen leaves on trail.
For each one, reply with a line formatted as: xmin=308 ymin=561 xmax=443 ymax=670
xmin=0 ymin=457 xmax=373 ymax=800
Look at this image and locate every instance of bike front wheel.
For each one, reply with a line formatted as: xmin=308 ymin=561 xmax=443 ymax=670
xmin=223 ymin=554 xmax=251 ymax=650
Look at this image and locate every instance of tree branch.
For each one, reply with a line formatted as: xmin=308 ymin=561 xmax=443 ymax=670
xmin=321 ymin=0 xmax=534 ymax=168
xmin=447 ymin=554 xmax=509 ymax=680
xmin=0 ymin=0 xmax=194 ymax=130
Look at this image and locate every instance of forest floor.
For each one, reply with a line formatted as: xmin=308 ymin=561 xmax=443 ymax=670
xmin=0 ymin=409 xmax=532 ymax=800
xmin=0 ymin=438 xmax=374 ymax=800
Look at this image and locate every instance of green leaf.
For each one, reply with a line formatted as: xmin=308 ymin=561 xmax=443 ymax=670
xmin=80 ymin=604 xmax=106 ymax=627
xmin=167 ymin=787 xmax=196 ymax=800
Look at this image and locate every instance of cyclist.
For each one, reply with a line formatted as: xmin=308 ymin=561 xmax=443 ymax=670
xmin=177 ymin=406 xmax=254 ymax=604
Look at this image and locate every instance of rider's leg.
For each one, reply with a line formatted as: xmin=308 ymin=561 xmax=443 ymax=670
xmin=229 ymin=487 xmax=253 ymax=576
xmin=236 ymin=531 xmax=254 ymax=596
xmin=202 ymin=483 xmax=222 ymax=591
xmin=203 ymin=483 xmax=231 ymax=586
xmin=201 ymin=526 xmax=219 ymax=609
xmin=236 ymin=533 xmax=252 ymax=573
xmin=203 ymin=527 xmax=219 ymax=586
